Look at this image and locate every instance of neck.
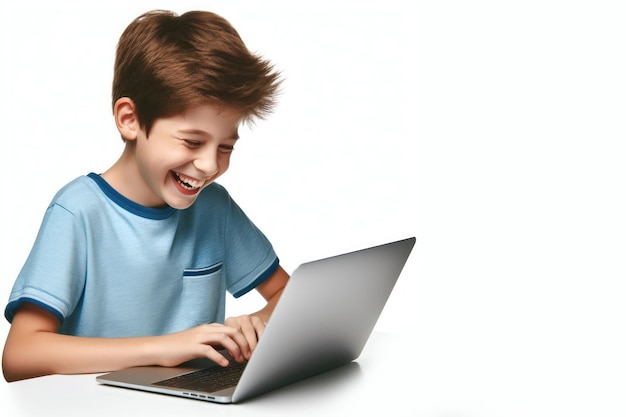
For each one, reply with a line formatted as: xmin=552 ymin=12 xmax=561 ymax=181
xmin=100 ymin=143 xmax=166 ymax=208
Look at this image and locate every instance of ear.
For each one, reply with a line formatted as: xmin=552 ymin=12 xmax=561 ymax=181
xmin=113 ymin=97 xmax=140 ymax=141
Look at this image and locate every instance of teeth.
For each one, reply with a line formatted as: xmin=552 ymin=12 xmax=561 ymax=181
xmin=174 ymin=172 xmax=203 ymax=190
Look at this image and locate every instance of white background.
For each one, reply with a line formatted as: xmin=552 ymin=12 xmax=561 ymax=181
xmin=1 ymin=0 xmax=625 ymax=416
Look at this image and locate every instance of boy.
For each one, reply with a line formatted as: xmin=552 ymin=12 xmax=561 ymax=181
xmin=2 ymin=9 xmax=288 ymax=382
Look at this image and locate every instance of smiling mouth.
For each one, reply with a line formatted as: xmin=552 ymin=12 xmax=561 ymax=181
xmin=172 ymin=171 xmax=203 ymax=191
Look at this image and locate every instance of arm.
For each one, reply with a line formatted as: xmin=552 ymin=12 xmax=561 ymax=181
xmin=225 ymin=264 xmax=289 ymax=350
xmin=3 ymin=265 xmax=290 ymax=382
xmin=2 ymin=303 xmax=251 ymax=382
xmin=251 ymin=264 xmax=290 ymax=323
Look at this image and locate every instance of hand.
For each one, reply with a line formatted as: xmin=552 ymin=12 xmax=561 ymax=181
xmin=224 ymin=314 xmax=266 ymax=353
xmin=150 ymin=323 xmax=251 ymax=368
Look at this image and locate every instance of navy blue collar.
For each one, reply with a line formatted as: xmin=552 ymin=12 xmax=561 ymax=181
xmin=87 ymin=172 xmax=176 ymax=220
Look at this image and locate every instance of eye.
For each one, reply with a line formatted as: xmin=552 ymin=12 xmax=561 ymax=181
xmin=182 ymin=139 xmax=202 ymax=148
xmin=219 ymin=144 xmax=235 ymax=153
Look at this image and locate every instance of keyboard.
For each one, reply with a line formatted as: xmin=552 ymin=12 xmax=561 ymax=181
xmin=154 ymin=361 xmax=247 ymax=392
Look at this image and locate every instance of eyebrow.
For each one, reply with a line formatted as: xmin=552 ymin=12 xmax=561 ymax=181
xmin=178 ymin=129 xmax=240 ymax=140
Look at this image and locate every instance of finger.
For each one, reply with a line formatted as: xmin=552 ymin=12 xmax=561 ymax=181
xmin=200 ymin=345 xmax=230 ymax=367
xmin=253 ymin=316 xmax=267 ymax=341
xmin=240 ymin=316 xmax=265 ymax=354
xmin=222 ymin=318 xmax=253 ymax=358
xmin=237 ymin=320 xmax=258 ymax=356
xmin=195 ymin=325 xmax=246 ymax=363
xmin=228 ymin=326 xmax=252 ymax=360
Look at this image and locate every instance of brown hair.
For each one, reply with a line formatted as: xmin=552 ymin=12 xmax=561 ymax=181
xmin=112 ymin=10 xmax=282 ymax=135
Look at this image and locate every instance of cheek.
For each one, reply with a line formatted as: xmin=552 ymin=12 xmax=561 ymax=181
xmin=219 ymin=154 xmax=232 ymax=172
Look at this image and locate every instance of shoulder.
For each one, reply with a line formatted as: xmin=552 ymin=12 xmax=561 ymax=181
xmin=199 ymin=181 xmax=230 ymax=199
xmin=47 ymin=175 xmax=108 ymax=215
xmin=192 ymin=182 xmax=234 ymax=208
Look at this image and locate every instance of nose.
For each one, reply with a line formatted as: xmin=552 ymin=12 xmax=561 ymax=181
xmin=193 ymin=147 xmax=219 ymax=178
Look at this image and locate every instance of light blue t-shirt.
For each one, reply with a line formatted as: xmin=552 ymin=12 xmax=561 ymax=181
xmin=4 ymin=173 xmax=278 ymax=337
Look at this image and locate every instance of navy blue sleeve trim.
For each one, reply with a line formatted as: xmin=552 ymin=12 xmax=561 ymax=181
xmin=4 ymin=298 xmax=64 ymax=324
xmin=232 ymin=257 xmax=280 ymax=298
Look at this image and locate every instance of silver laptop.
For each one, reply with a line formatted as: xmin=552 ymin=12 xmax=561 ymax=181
xmin=96 ymin=237 xmax=416 ymax=403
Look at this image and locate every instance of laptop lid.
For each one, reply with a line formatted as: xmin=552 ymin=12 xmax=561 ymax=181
xmin=96 ymin=237 xmax=416 ymax=403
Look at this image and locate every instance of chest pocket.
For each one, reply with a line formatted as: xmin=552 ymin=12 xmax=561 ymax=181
xmin=181 ymin=262 xmax=224 ymax=326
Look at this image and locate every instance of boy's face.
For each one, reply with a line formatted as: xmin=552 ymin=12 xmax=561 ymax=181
xmin=131 ymin=103 xmax=240 ymax=209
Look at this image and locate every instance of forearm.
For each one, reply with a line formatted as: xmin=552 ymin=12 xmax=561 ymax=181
xmin=3 ymin=303 xmax=251 ymax=382
xmin=2 ymin=303 xmax=169 ymax=382
xmin=252 ymin=288 xmax=284 ymax=324
xmin=3 ymin=329 xmax=158 ymax=382
xmin=252 ymin=265 xmax=290 ymax=324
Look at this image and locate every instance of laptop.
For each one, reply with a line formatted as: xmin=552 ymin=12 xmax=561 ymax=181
xmin=96 ymin=237 xmax=416 ymax=403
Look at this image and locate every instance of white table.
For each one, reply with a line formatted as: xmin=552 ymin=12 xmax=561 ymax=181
xmin=1 ymin=332 xmax=421 ymax=417
xmin=2 ymin=330 xmax=625 ymax=417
